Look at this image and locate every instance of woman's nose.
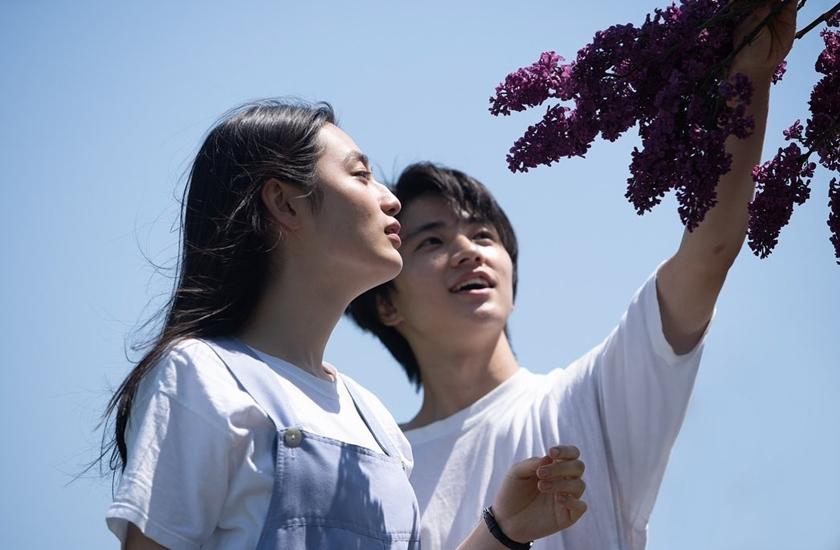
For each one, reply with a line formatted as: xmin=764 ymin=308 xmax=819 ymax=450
xmin=379 ymin=183 xmax=401 ymax=216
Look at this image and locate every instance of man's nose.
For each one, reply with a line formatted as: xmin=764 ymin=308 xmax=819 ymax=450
xmin=450 ymin=235 xmax=483 ymax=266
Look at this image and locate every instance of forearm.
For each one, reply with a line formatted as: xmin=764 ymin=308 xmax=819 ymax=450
xmin=674 ymin=70 xmax=772 ymax=274
xmin=456 ymin=522 xmax=508 ymax=550
xmin=656 ymin=1 xmax=795 ymax=353
xmin=659 ymin=71 xmax=772 ymax=352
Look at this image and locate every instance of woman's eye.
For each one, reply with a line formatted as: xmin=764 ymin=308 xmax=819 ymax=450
xmin=353 ymin=170 xmax=372 ymax=181
xmin=474 ymin=230 xmax=495 ymax=241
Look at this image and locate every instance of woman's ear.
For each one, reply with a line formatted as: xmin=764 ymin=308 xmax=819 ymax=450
xmin=376 ymin=294 xmax=403 ymax=327
xmin=261 ymin=178 xmax=303 ymax=232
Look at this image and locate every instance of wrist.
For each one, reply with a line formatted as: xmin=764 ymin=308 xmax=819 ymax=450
xmin=483 ymin=507 xmax=533 ymax=550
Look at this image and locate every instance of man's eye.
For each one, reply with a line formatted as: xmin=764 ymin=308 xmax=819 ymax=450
xmin=474 ymin=230 xmax=495 ymax=241
xmin=353 ymin=170 xmax=372 ymax=181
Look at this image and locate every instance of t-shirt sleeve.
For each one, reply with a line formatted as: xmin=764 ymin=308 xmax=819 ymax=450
xmin=105 ymin=346 xmax=250 ymax=550
xmin=591 ymin=267 xmax=711 ymax=530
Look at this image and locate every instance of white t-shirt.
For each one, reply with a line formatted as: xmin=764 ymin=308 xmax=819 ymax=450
xmin=105 ymin=339 xmax=413 ymax=550
xmin=405 ymin=271 xmax=709 ymax=550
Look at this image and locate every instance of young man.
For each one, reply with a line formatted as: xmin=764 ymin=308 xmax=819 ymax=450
xmin=349 ymin=5 xmax=794 ymax=549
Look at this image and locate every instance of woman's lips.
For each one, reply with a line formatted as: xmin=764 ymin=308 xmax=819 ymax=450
xmin=387 ymin=233 xmax=402 ymax=248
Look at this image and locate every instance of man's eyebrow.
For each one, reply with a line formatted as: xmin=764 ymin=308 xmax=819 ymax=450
xmin=403 ymin=221 xmax=446 ymax=242
xmin=343 ymin=151 xmax=370 ymax=169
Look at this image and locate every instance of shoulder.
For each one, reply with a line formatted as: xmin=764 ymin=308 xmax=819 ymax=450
xmin=563 ymin=267 xmax=699 ymax=375
xmin=151 ymin=338 xmax=233 ymax=386
xmin=140 ymin=338 xmax=227 ymax=390
xmin=132 ymin=338 xmax=266 ymax=436
xmin=534 ymin=348 xmax=610 ymax=416
xmin=111 ymin=339 xmax=272 ymax=550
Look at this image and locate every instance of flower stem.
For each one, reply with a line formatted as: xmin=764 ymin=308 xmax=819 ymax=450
xmin=794 ymin=1 xmax=840 ymax=39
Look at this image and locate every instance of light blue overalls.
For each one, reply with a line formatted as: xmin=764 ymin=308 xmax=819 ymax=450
xmin=205 ymin=337 xmax=421 ymax=550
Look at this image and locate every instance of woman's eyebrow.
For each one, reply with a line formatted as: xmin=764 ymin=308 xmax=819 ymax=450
xmin=343 ymin=151 xmax=370 ymax=169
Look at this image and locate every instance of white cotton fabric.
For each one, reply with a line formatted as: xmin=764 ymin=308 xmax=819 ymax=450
xmin=105 ymin=339 xmax=412 ymax=550
xmin=405 ymin=270 xmax=710 ymax=550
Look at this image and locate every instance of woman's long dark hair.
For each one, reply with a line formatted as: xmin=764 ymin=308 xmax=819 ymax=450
xmin=100 ymin=99 xmax=335 ymax=473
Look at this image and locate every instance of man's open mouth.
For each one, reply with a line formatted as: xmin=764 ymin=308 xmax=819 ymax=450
xmin=450 ymin=275 xmax=494 ymax=293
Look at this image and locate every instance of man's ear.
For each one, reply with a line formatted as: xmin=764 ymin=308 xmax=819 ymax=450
xmin=376 ymin=294 xmax=403 ymax=327
xmin=261 ymin=178 xmax=304 ymax=232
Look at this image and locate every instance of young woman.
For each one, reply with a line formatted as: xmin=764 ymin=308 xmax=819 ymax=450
xmin=102 ymin=100 xmax=587 ymax=550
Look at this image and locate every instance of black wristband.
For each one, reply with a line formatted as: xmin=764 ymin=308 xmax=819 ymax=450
xmin=482 ymin=506 xmax=533 ymax=550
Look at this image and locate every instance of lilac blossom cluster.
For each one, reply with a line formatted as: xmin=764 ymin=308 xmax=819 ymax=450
xmin=829 ymin=178 xmax=840 ymax=263
xmin=491 ymin=0 xmax=840 ymax=262
xmin=809 ymin=14 xmax=840 ymax=173
xmin=490 ymin=0 xmax=759 ymax=230
xmin=747 ymin=143 xmax=814 ymax=258
xmin=748 ymin=13 xmax=840 ymax=260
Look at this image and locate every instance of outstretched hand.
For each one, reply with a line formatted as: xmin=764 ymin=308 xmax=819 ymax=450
xmin=730 ymin=0 xmax=797 ymax=77
xmin=491 ymin=446 xmax=587 ymax=544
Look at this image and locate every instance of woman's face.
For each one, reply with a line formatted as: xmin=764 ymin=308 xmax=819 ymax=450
xmin=305 ymin=124 xmax=403 ymax=292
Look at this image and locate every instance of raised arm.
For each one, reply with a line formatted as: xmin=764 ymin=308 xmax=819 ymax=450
xmin=657 ymin=0 xmax=797 ymax=353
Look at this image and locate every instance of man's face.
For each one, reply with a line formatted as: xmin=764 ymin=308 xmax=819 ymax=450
xmin=384 ymin=194 xmax=515 ymax=343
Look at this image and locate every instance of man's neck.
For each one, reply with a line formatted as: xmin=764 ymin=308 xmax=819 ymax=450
xmin=403 ymin=331 xmax=519 ymax=430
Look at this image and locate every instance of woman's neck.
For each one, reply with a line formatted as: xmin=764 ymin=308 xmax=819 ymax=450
xmin=237 ymin=264 xmax=350 ymax=381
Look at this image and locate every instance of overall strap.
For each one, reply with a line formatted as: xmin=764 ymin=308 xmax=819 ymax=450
xmin=201 ymin=337 xmax=294 ymax=429
xmin=340 ymin=375 xmax=400 ymax=459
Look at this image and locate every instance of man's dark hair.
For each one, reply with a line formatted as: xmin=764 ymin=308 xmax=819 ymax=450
xmin=347 ymin=162 xmax=519 ymax=390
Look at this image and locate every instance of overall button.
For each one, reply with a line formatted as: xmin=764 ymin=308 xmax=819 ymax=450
xmin=284 ymin=428 xmax=303 ymax=448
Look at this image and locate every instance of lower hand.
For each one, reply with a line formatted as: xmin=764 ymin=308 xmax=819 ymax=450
xmin=491 ymin=446 xmax=587 ymax=543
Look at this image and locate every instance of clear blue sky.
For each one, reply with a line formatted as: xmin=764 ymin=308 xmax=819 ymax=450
xmin=2 ymin=1 xmax=838 ymax=548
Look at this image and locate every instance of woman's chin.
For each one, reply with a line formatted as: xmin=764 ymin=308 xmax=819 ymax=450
xmin=374 ymin=253 xmax=403 ymax=285
xmin=380 ymin=254 xmax=403 ymax=283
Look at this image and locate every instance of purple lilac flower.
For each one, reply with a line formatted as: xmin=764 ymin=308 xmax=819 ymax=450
xmin=783 ymin=119 xmax=804 ymax=140
xmin=492 ymin=0 xmax=840 ymax=262
xmin=491 ymin=0 xmax=755 ymax=229
xmin=772 ymin=60 xmax=787 ymax=84
xmin=748 ymin=17 xmax=840 ymax=260
xmin=489 ymin=52 xmax=570 ymax=116
xmin=806 ymin=25 xmax=840 ymax=171
xmin=747 ymin=143 xmax=814 ymax=258
xmin=829 ymin=178 xmax=840 ymax=264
